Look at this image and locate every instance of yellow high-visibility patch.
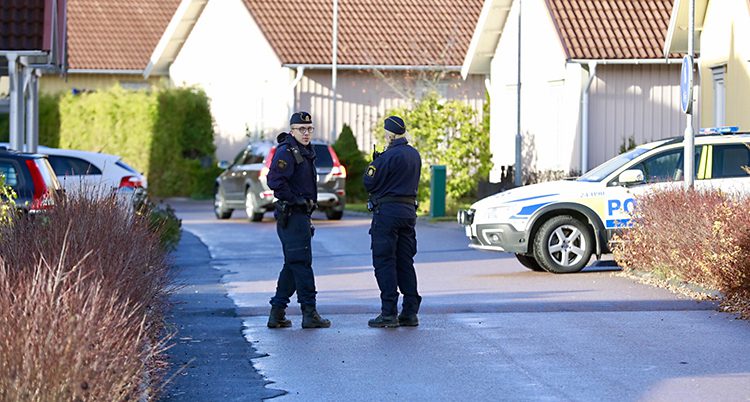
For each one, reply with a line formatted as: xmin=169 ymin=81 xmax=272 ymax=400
xmin=366 ymin=165 xmax=376 ymax=177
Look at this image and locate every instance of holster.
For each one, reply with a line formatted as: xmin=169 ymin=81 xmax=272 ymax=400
xmin=276 ymin=201 xmax=291 ymax=228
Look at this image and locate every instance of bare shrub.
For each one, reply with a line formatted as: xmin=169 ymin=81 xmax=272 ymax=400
xmin=613 ymin=187 xmax=750 ymax=318
xmin=0 ymin=191 xmax=173 ymax=400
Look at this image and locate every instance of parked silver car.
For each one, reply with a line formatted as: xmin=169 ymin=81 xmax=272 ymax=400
xmin=214 ymin=140 xmax=346 ymax=221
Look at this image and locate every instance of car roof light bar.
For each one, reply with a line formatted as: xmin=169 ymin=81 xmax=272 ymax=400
xmin=699 ymin=126 xmax=740 ymax=134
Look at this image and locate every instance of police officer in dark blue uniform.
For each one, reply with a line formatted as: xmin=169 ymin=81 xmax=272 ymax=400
xmin=364 ymin=115 xmax=422 ymax=328
xmin=266 ymin=111 xmax=331 ymax=329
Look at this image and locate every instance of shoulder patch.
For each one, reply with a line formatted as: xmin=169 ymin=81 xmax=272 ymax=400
xmin=277 ymin=159 xmax=288 ymax=170
xmin=366 ymin=165 xmax=376 ymax=177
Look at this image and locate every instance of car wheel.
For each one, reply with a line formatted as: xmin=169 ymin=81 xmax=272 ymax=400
xmin=214 ymin=186 xmax=233 ymax=219
xmin=326 ymin=210 xmax=343 ymax=220
xmin=245 ymin=188 xmax=264 ymax=222
xmin=533 ymin=215 xmax=593 ymax=273
xmin=514 ymin=253 xmax=545 ymax=272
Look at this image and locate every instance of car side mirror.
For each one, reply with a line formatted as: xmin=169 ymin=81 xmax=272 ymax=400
xmin=618 ymin=169 xmax=644 ymax=185
xmin=218 ymin=160 xmax=229 ymax=169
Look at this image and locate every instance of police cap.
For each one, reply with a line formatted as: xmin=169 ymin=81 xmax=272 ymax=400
xmin=290 ymin=111 xmax=313 ymax=125
xmin=384 ymin=115 xmax=406 ymax=135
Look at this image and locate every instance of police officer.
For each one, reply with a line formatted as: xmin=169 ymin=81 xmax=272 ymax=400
xmin=266 ymin=111 xmax=331 ymax=329
xmin=364 ymin=115 xmax=422 ymax=328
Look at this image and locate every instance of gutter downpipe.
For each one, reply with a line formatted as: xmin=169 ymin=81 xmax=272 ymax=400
xmin=581 ymin=62 xmax=597 ymax=174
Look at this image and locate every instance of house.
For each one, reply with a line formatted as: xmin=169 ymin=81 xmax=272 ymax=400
xmin=38 ymin=0 xmax=180 ymax=93
xmin=463 ymin=0 xmax=689 ymax=184
xmin=664 ymin=0 xmax=750 ymax=129
xmin=1 ymin=0 xmax=67 ymax=151
xmin=145 ymin=0 xmax=487 ymax=161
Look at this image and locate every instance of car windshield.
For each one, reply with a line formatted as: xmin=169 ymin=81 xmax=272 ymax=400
xmin=313 ymin=144 xmax=333 ymax=167
xmin=577 ymin=147 xmax=650 ymax=182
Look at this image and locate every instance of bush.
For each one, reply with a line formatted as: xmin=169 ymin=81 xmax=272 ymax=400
xmin=613 ymin=187 xmax=750 ymax=318
xmin=0 ymin=176 xmax=16 ymax=226
xmin=140 ymin=200 xmax=182 ymax=252
xmin=374 ymin=92 xmax=490 ymax=212
xmin=333 ymin=124 xmax=369 ymax=202
xmin=0 ymin=192 xmax=173 ymax=399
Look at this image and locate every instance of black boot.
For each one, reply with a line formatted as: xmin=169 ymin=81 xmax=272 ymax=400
xmin=368 ymin=314 xmax=399 ymax=328
xmin=301 ymin=304 xmax=331 ymax=328
xmin=267 ymin=306 xmax=292 ymax=328
xmin=398 ymin=313 xmax=419 ymax=327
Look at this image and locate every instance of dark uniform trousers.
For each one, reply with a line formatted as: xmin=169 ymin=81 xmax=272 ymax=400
xmin=271 ymin=211 xmax=316 ymax=307
xmin=370 ymin=213 xmax=421 ymax=316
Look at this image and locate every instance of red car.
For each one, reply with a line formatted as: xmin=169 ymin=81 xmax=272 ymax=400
xmin=0 ymin=148 xmax=62 ymax=214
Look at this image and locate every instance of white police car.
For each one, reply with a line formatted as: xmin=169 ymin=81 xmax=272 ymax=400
xmin=458 ymin=127 xmax=750 ymax=273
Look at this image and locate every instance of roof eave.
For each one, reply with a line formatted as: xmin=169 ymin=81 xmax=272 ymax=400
xmin=282 ymin=64 xmax=462 ymax=71
xmin=144 ymin=0 xmax=209 ymax=78
xmin=663 ymin=0 xmax=709 ymax=56
xmin=67 ymin=69 xmax=150 ymax=75
xmin=461 ymin=0 xmax=514 ymax=79
xmin=568 ymin=58 xmax=684 ymax=65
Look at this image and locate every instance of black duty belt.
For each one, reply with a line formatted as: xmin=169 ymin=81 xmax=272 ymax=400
xmin=376 ymin=196 xmax=417 ymax=206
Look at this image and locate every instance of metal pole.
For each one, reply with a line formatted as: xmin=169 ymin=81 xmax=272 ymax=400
xmin=8 ymin=54 xmax=25 ymax=151
xmin=514 ymin=0 xmax=522 ymax=186
xmin=331 ymin=0 xmax=339 ymax=142
xmin=684 ymin=0 xmax=695 ymax=189
xmin=26 ymin=69 xmax=39 ymax=153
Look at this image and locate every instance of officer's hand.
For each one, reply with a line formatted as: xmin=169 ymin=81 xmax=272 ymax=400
xmin=305 ymin=199 xmax=317 ymax=213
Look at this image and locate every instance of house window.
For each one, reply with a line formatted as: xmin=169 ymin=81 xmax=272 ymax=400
xmin=711 ymin=65 xmax=726 ymax=126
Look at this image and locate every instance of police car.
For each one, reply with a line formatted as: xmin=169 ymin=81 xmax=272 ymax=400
xmin=458 ymin=127 xmax=750 ymax=273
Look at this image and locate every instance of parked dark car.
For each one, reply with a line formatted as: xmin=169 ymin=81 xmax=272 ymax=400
xmin=0 ymin=148 xmax=62 ymax=213
xmin=214 ymin=140 xmax=346 ymax=221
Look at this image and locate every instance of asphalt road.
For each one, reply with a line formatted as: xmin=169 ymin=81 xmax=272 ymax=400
xmin=162 ymin=199 xmax=750 ymax=402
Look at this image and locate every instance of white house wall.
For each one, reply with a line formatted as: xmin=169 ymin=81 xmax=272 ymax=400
xmin=488 ymin=0 xmax=576 ymax=182
xmin=296 ymin=70 xmax=485 ymax=151
xmin=169 ymin=0 xmax=292 ymax=161
xmin=587 ymin=64 xmax=687 ymax=169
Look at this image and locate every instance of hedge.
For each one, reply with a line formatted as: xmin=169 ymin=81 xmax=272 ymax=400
xmin=0 ymin=93 xmax=61 ymax=147
xmin=57 ymin=86 xmax=218 ymax=198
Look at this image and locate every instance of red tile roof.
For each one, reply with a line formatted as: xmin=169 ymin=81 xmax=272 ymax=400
xmin=66 ymin=0 xmax=179 ymax=70
xmin=547 ymin=0 xmax=676 ymax=59
xmin=0 ymin=0 xmax=46 ymax=51
xmin=243 ymin=0 xmax=483 ymax=66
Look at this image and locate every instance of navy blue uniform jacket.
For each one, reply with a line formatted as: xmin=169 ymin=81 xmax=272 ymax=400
xmin=267 ymin=133 xmax=317 ymax=204
xmin=363 ymin=137 xmax=421 ymax=218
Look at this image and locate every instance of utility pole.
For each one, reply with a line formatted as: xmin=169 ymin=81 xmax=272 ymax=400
xmin=514 ymin=0 xmax=522 ymax=186
xmin=331 ymin=0 xmax=339 ymax=142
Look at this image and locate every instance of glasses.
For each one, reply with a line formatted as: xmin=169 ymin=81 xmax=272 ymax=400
xmin=293 ymin=127 xmax=315 ymax=134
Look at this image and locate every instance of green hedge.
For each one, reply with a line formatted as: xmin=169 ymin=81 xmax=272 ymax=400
xmin=56 ymin=86 xmax=217 ymax=198
xmin=0 ymin=94 xmax=61 ymax=146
